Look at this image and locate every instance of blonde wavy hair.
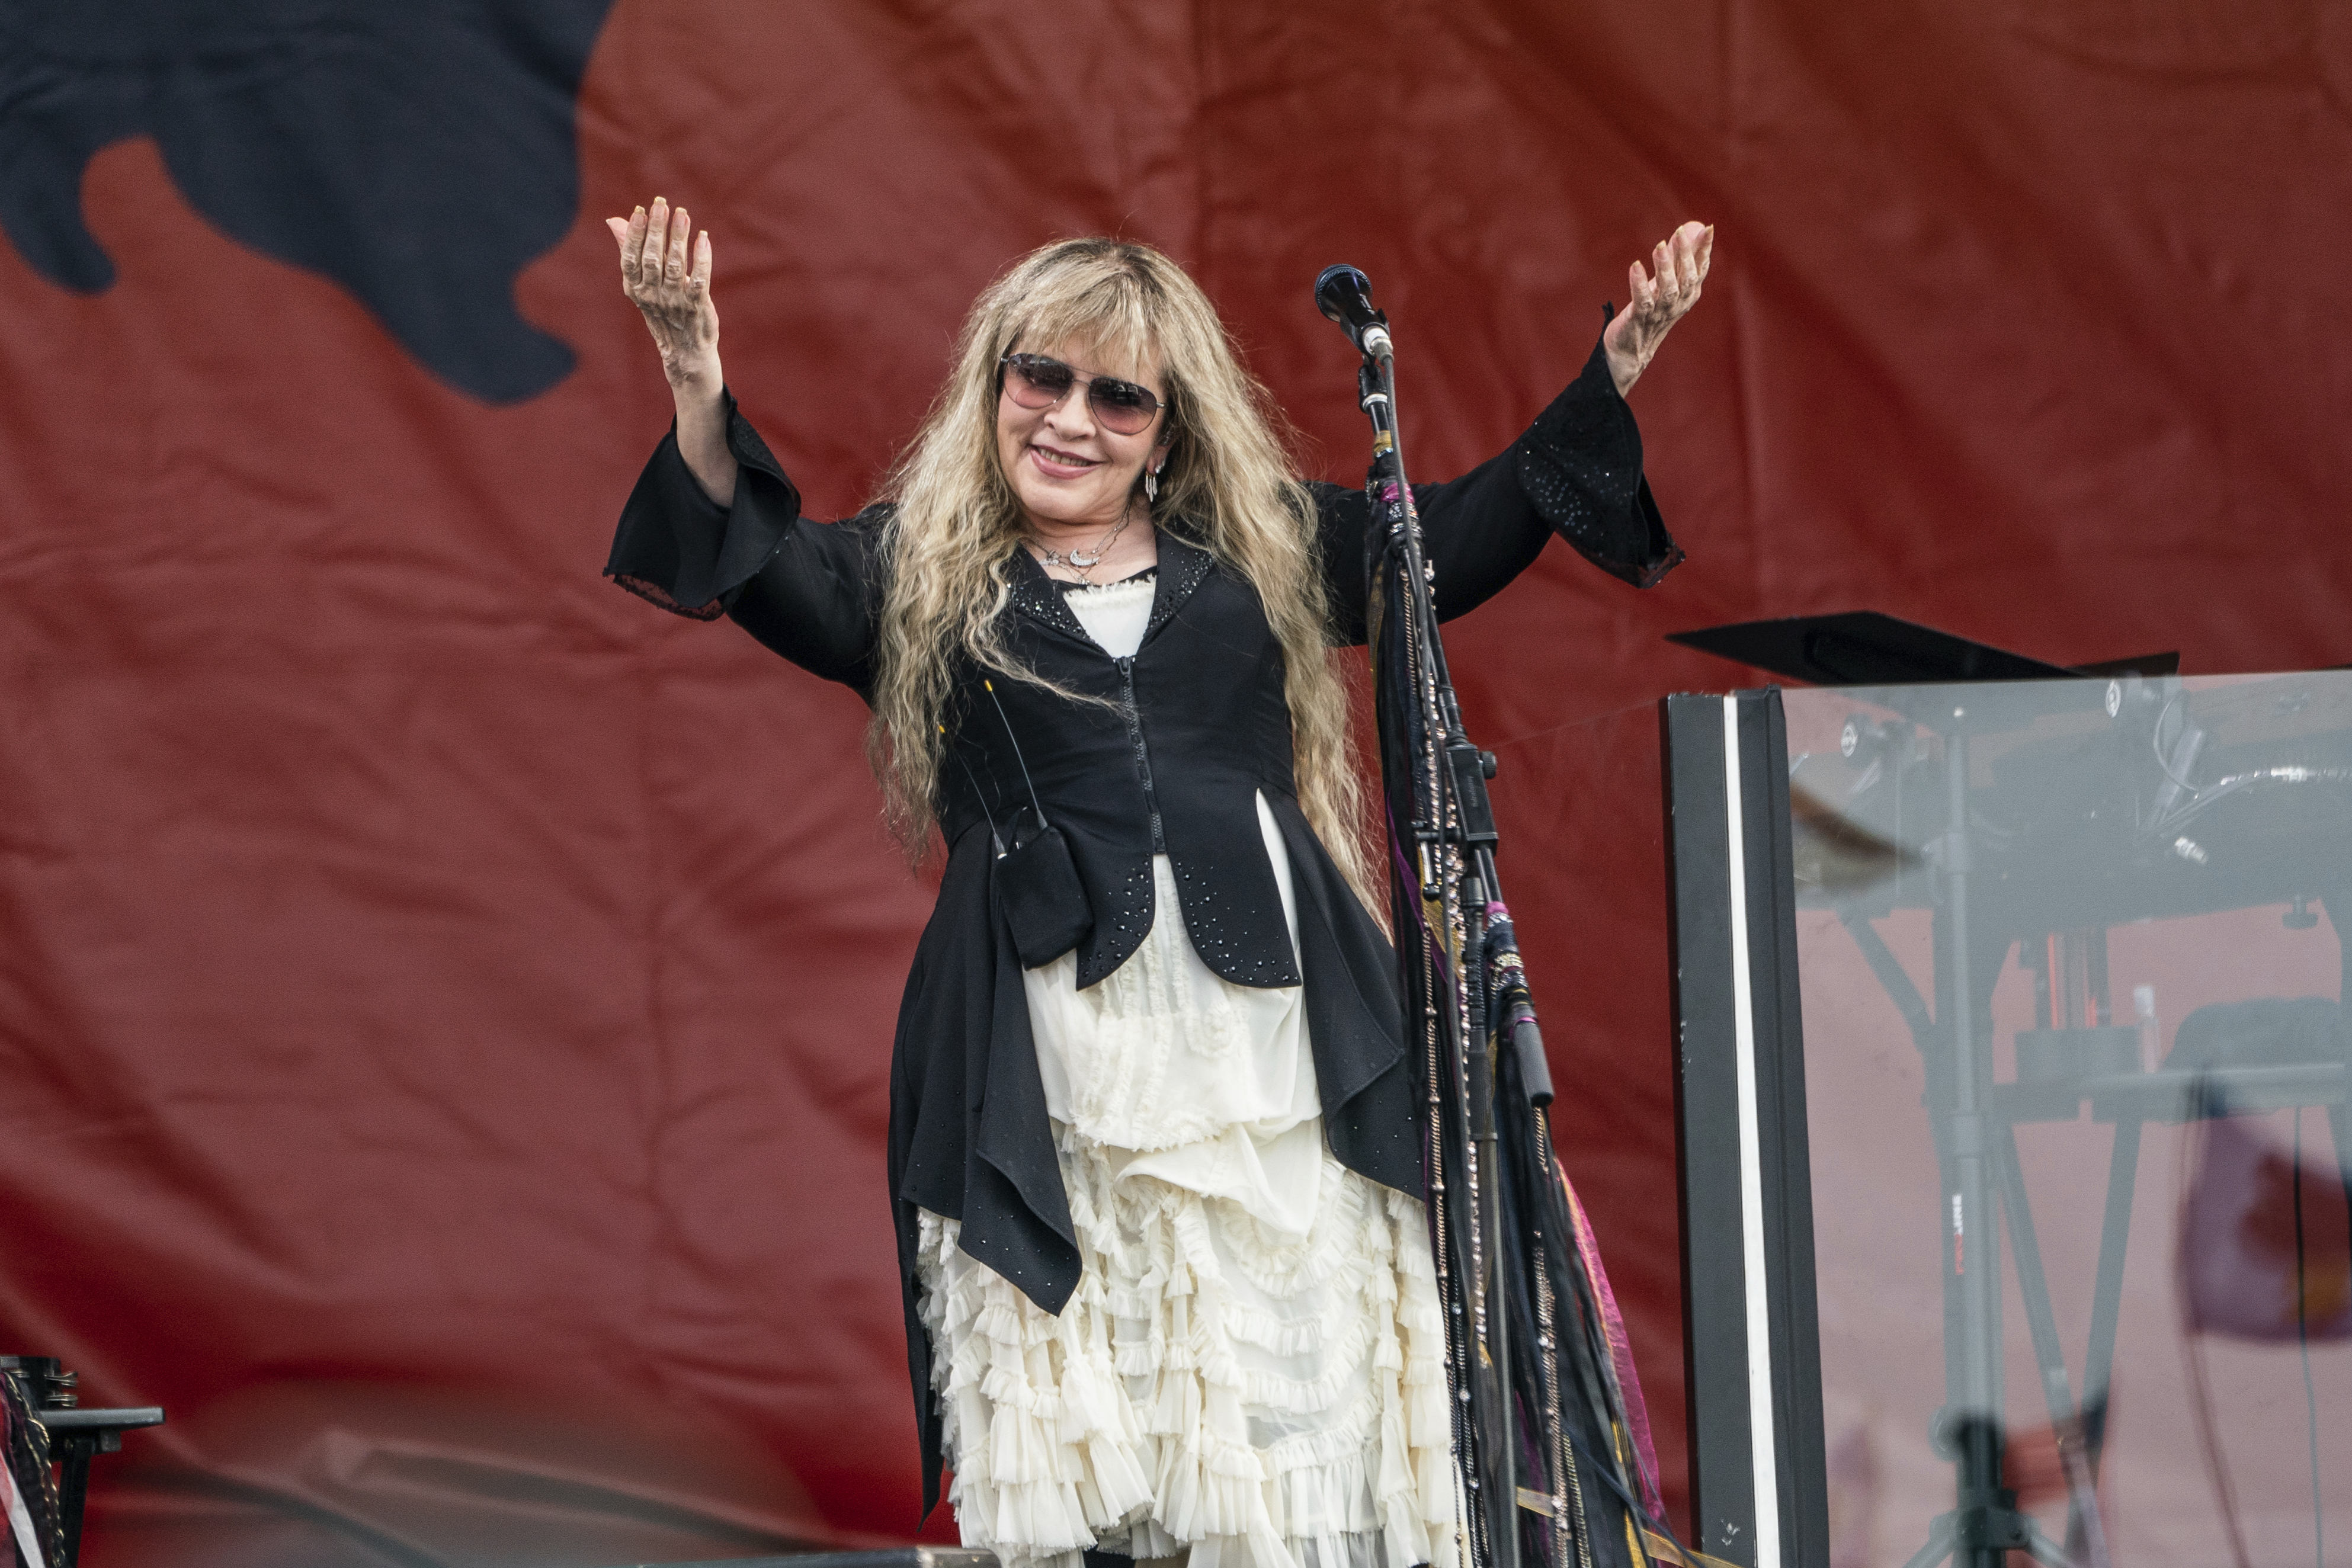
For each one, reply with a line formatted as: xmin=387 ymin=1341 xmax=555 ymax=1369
xmin=867 ymin=237 xmax=1373 ymax=905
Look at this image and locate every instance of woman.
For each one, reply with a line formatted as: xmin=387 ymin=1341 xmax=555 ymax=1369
xmin=602 ymin=203 xmax=1710 ymax=1568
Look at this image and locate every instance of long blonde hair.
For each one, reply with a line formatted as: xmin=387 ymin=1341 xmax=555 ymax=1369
xmin=867 ymin=237 xmax=1373 ymax=905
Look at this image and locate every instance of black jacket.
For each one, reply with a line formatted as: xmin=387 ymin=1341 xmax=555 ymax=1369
xmin=605 ymin=335 xmax=1678 ymax=1511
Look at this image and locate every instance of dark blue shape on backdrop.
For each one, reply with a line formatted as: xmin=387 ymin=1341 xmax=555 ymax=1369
xmin=0 ymin=0 xmax=616 ymax=403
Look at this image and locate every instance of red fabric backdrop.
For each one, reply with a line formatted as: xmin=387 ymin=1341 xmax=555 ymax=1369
xmin=4 ymin=1 xmax=2348 ymax=1563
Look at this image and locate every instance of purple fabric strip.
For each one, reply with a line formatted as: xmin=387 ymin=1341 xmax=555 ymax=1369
xmin=1385 ymin=804 xmax=1454 ymax=989
xmin=1558 ymin=1156 xmax=1666 ymax=1519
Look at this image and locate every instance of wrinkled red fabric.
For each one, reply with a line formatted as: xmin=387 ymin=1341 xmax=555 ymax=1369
xmin=4 ymin=1 xmax=2347 ymax=1563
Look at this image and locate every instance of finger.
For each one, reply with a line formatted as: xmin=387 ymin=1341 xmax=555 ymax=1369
xmin=639 ymin=196 xmax=669 ymax=282
xmin=1675 ymin=221 xmax=1707 ymax=286
xmin=1655 ymin=238 xmax=1681 ymax=299
xmin=1662 ymin=234 xmax=1694 ymax=312
xmin=666 ymin=207 xmax=692 ymax=281
xmin=629 ymin=212 xmax=657 ymax=290
xmin=605 ymin=216 xmax=629 ymax=251
xmin=645 ymin=198 xmax=673 ymax=282
xmin=1693 ymin=223 xmax=1716 ymax=283
xmin=691 ymin=229 xmax=713 ymax=294
xmin=1627 ymin=259 xmax=1652 ymax=315
xmin=619 ymin=205 xmax=647 ymax=277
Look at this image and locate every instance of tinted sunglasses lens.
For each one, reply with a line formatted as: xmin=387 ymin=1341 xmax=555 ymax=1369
xmin=1004 ymin=355 xmax=1071 ymax=408
xmin=1088 ymin=380 xmax=1156 ymax=434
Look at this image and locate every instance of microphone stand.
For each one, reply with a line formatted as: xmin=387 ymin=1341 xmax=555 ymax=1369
xmin=1328 ymin=267 xmax=1657 ymax=1568
xmin=1350 ymin=345 xmax=1515 ymax=1568
xmin=1345 ymin=322 xmax=1680 ymax=1568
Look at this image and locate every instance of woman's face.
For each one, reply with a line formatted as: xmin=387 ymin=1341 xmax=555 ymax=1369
xmin=995 ymin=338 xmax=1172 ymax=534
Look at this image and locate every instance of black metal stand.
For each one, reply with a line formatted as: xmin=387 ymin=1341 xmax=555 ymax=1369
xmin=42 ymin=1409 xmax=166 ymax=1567
xmin=1908 ymin=722 xmax=2078 ymax=1568
xmin=1837 ymin=721 xmax=2096 ymax=1568
xmin=1 ymin=1357 xmax=164 ymax=1568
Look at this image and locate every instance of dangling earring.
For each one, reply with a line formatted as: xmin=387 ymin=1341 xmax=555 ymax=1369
xmin=1144 ymin=466 xmax=1161 ymax=505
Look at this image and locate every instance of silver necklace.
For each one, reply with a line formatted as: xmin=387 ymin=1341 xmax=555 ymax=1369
xmin=1034 ymin=511 xmax=1133 ymax=584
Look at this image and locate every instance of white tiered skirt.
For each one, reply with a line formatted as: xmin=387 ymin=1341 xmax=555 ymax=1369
xmin=915 ymin=806 xmax=1460 ymax=1568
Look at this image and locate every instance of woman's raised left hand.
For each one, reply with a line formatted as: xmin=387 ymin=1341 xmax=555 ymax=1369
xmin=1603 ymin=221 xmax=1713 ymax=396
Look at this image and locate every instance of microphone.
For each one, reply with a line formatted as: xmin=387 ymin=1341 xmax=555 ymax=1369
xmin=1314 ymin=264 xmax=1393 ymax=360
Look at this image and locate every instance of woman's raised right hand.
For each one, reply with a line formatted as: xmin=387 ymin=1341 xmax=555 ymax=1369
xmin=606 ymin=197 xmax=736 ymax=505
xmin=605 ymin=197 xmax=721 ymax=393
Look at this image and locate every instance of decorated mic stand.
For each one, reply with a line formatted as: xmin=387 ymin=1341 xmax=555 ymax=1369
xmin=1315 ymin=267 xmax=1665 ymax=1568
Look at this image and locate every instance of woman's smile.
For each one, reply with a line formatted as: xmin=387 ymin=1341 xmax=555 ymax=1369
xmin=1027 ymin=442 xmax=1101 ymax=479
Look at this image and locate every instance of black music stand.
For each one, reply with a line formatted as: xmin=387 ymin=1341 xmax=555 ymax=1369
xmin=1666 ymin=611 xmax=2175 ymax=688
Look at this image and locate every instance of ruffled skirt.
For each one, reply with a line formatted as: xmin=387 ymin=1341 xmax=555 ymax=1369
xmin=915 ymin=1141 xmax=1456 ymax=1568
xmin=915 ymin=852 xmax=1461 ymax=1568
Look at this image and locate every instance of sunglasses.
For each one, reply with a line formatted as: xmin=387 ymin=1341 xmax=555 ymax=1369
xmin=998 ymin=353 xmax=1164 ymax=435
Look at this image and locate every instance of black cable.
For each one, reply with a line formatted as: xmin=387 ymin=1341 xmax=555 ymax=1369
xmin=983 ymin=678 xmax=1050 ymax=828
xmin=940 ymin=724 xmax=1006 ymax=857
xmin=2292 ymin=1108 xmax=2324 ymax=1568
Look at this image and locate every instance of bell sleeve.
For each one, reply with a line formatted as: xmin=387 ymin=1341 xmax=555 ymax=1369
xmin=605 ymin=390 xmax=885 ymax=692
xmin=1312 ymin=327 xmax=1683 ymax=646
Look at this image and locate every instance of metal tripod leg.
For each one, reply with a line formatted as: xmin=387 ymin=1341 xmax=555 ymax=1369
xmin=1899 ymin=1486 xmax=2063 ymax=1568
xmin=1995 ymin=1123 xmax=2113 ymax=1568
xmin=2023 ymin=1518 xmax=2082 ymax=1567
xmin=2077 ymin=1116 xmax=2142 ymax=1498
xmin=1899 ymin=1509 xmax=1959 ymax=1568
